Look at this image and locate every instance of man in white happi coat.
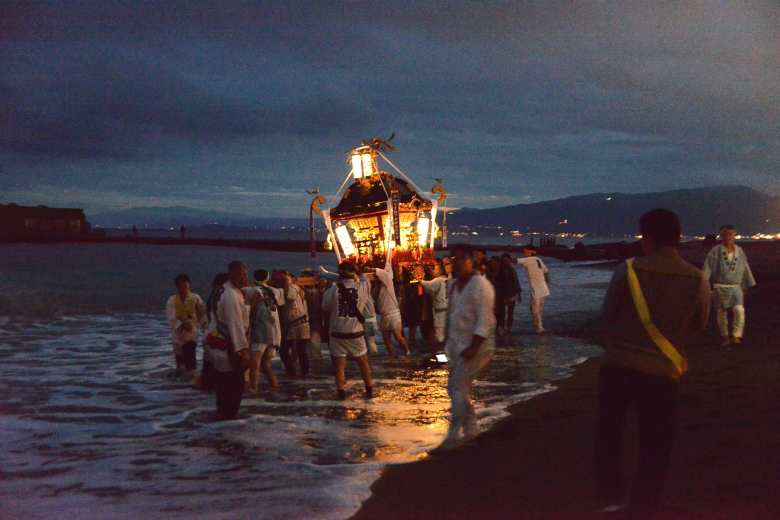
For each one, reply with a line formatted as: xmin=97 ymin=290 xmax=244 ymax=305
xmin=321 ymin=261 xmax=374 ymax=400
xmin=418 ymin=258 xmax=449 ymax=348
xmin=433 ymin=244 xmax=495 ymax=453
xmin=370 ymin=254 xmax=410 ymax=357
xmin=702 ymin=225 xmax=756 ymax=346
xmin=244 ymin=268 xmax=286 ymax=391
xmin=166 ymin=274 xmax=207 ymax=377
xmin=515 ymin=249 xmax=550 ymax=333
xmin=205 ymin=260 xmax=251 ymax=421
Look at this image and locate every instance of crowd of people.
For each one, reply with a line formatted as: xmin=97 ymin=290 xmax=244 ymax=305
xmin=164 ymin=211 xmax=756 ymax=516
xmin=164 ymin=247 xmax=554 ymax=419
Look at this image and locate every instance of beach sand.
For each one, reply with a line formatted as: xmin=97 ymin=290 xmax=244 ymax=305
xmin=351 ymin=242 xmax=780 ymax=520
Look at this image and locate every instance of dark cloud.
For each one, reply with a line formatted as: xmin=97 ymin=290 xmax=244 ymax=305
xmin=1 ymin=1 xmax=779 ymax=217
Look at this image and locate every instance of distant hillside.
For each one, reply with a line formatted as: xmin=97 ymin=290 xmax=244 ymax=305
xmin=90 ymin=206 xmax=309 ymax=229
xmin=447 ymin=186 xmax=780 ymax=237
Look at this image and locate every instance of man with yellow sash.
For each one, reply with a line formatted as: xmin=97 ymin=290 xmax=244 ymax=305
xmin=596 ymin=209 xmax=710 ymax=515
xmin=165 ymin=274 xmax=207 ymax=377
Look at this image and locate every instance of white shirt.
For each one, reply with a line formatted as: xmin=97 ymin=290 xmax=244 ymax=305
xmin=322 ymin=276 xmax=372 ymax=334
xmin=245 ymin=285 xmax=285 ymax=347
xmin=445 ymin=274 xmax=496 ymax=358
xmin=373 ymin=266 xmax=401 ymax=316
xmin=284 ymin=283 xmax=308 ymax=322
xmin=420 ymin=276 xmax=449 ymax=328
xmin=216 ymin=281 xmax=250 ymax=352
xmin=165 ymin=292 xmax=206 ymax=347
xmin=516 ymin=257 xmax=550 ymax=299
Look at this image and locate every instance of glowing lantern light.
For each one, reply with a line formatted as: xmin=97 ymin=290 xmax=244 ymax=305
xmin=417 ymin=217 xmax=430 ymax=245
xmin=335 ymin=225 xmax=356 ymax=257
xmin=361 ymin=152 xmax=373 ymax=177
xmin=351 ymin=152 xmax=363 ymax=179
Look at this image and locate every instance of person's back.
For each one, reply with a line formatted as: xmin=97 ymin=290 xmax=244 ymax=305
xmin=493 ymin=264 xmax=519 ymax=299
xmin=602 ymin=252 xmax=710 ymax=381
xmin=373 ymin=266 xmax=400 ymax=315
xmin=323 ymin=276 xmax=370 ymax=333
xmin=321 ymin=262 xmax=373 ymax=400
xmin=246 ymin=284 xmax=284 ymax=347
xmin=595 ymin=209 xmax=711 ymax=514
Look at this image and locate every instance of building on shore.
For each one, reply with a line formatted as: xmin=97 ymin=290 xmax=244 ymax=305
xmin=0 ymin=204 xmax=91 ymax=240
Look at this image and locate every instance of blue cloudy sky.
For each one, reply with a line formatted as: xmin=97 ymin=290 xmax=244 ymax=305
xmin=2 ymin=1 xmax=778 ymax=218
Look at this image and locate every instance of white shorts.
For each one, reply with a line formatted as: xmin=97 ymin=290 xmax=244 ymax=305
xmin=329 ymin=336 xmax=368 ymax=358
xmin=379 ymin=312 xmax=402 ymax=332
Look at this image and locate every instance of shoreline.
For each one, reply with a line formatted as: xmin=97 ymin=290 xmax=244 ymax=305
xmin=350 ymin=245 xmax=780 ymax=520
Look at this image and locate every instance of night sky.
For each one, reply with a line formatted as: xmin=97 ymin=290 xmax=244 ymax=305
xmin=2 ymin=1 xmax=778 ymax=218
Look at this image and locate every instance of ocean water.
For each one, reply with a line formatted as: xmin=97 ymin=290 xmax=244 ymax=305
xmin=0 ymin=244 xmax=611 ymax=519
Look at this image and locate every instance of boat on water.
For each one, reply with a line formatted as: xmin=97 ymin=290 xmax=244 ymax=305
xmin=312 ymin=136 xmax=446 ymax=271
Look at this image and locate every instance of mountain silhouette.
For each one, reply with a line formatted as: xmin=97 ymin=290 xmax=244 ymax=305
xmin=447 ymin=186 xmax=780 ymax=236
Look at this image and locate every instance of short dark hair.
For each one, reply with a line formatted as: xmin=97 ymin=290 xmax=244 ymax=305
xmin=337 ymin=261 xmax=358 ymax=278
xmin=449 ymin=243 xmax=474 ymax=258
xmin=253 ymin=269 xmax=269 ymax=283
xmin=477 ymin=248 xmax=487 ymax=255
xmin=720 ymin=224 xmax=736 ymax=234
xmin=227 ymin=260 xmax=247 ymax=273
xmin=211 ymin=272 xmax=229 ymax=287
xmin=639 ymin=208 xmax=681 ymax=249
xmin=500 ymin=253 xmax=511 ymax=260
xmin=174 ymin=274 xmax=190 ymax=285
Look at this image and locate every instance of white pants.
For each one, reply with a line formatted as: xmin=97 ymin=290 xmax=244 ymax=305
xmin=717 ymin=305 xmax=745 ymax=338
xmin=531 ymin=296 xmax=547 ymax=332
xmin=446 ymin=347 xmax=494 ymax=440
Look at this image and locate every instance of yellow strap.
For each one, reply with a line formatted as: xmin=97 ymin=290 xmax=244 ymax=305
xmin=625 ymin=258 xmax=688 ymax=376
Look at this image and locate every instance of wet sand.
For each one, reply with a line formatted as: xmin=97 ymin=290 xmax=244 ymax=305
xmin=351 ymin=242 xmax=780 ymax=520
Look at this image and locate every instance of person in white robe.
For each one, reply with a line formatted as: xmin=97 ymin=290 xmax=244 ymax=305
xmin=206 ymin=260 xmax=250 ymax=421
xmin=515 ymin=249 xmax=550 ymax=333
xmin=370 ymin=255 xmax=410 ymax=357
xmin=418 ymin=258 xmax=449 ymax=347
xmin=321 ymin=261 xmax=373 ymax=400
xmin=702 ymin=225 xmax=756 ymax=346
xmin=432 ymin=244 xmax=495 ymax=453
xmin=165 ymin=274 xmax=206 ymax=377
xmin=278 ymin=272 xmax=311 ymax=377
xmin=244 ymin=268 xmax=286 ymax=391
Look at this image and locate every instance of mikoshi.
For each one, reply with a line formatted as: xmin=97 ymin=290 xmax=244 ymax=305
xmin=312 ymin=136 xmax=446 ymax=271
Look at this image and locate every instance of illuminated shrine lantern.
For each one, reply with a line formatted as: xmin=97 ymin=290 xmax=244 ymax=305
xmin=318 ymin=137 xmax=443 ymax=270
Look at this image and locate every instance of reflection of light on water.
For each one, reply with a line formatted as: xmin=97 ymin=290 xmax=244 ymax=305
xmin=0 ymin=256 xmax=611 ymax=520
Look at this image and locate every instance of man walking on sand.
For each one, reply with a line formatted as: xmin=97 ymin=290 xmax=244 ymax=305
xmin=702 ymin=225 xmax=756 ymax=347
xmin=515 ymin=249 xmax=549 ymax=333
xmin=596 ymin=209 xmax=710 ymax=514
xmin=433 ymin=243 xmax=495 ymax=453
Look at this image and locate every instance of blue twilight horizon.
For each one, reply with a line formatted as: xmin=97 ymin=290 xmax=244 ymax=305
xmin=2 ymin=1 xmax=778 ymax=218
